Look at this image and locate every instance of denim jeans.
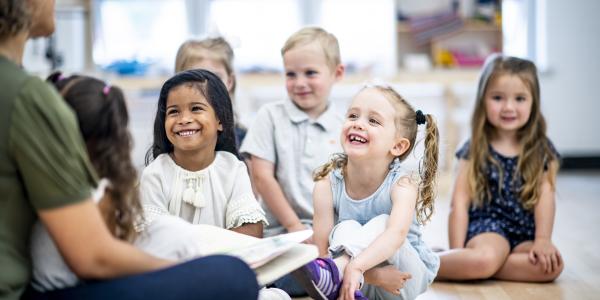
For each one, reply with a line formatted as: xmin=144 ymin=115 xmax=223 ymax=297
xmin=23 ymin=255 xmax=259 ymax=300
xmin=269 ymin=273 xmax=306 ymax=297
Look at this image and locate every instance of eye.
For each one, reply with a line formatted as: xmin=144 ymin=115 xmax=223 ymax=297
xmin=492 ymin=95 xmax=502 ymax=101
xmin=166 ymin=108 xmax=178 ymax=116
xmin=191 ymin=105 xmax=204 ymax=112
xmin=369 ymin=118 xmax=380 ymax=125
xmin=347 ymin=113 xmax=358 ymax=120
xmin=285 ymin=71 xmax=296 ymax=78
xmin=516 ymin=96 xmax=527 ymax=102
xmin=306 ymin=70 xmax=318 ymax=76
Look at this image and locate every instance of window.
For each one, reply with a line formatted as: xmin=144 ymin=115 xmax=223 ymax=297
xmin=502 ymin=0 xmax=547 ymax=70
xmin=321 ymin=0 xmax=396 ymax=75
xmin=206 ymin=0 xmax=301 ymax=72
xmin=92 ymin=0 xmax=188 ymax=71
xmin=91 ymin=0 xmax=397 ymax=75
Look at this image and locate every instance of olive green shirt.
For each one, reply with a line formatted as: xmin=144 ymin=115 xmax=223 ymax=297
xmin=0 ymin=56 xmax=97 ymax=300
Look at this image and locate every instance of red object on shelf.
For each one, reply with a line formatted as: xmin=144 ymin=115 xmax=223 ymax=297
xmin=452 ymin=51 xmax=486 ymax=67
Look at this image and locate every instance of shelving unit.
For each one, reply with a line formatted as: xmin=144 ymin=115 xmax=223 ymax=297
xmin=396 ymin=19 xmax=502 ymax=69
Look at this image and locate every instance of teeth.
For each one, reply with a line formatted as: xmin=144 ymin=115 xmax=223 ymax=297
xmin=178 ymin=130 xmax=197 ymax=136
xmin=349 ymin=134 xmax=366 ymax=143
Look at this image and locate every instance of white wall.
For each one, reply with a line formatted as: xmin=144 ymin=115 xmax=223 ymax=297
xmin=541 ymin=0 xmax=600 ymax=155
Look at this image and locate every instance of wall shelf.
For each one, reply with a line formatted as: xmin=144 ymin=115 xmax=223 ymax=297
xmin=396 ymin=18 xmax=502 ymax=69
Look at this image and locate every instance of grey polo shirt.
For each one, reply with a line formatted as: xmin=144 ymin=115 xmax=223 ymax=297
xmin=240 ymin=100 xmax=343 ymax=236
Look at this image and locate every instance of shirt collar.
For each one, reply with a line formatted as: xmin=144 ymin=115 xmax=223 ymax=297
xmin=283 ymin=100 xmax=341 ymax=132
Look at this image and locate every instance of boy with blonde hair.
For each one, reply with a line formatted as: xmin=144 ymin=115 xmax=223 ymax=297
xmin=242 ymin=26 xmax=344 ymax=237
xmin=240 ymin=27 xmax=345 ymax=295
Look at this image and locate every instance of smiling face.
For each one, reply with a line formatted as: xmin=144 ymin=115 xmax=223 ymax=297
xmin=342 ymin=88 xmax=409 ymax=160
xmin=484 ymin=74 xmax=533 ymax=137
xmin=164 ymin=84 xmax=222 ymax=158
xmin=283 ymin=41 xmax=343 ymax=118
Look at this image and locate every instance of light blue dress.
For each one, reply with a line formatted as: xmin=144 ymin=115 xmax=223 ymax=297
xmin=328 ymin=159 xmax=439 ymax=299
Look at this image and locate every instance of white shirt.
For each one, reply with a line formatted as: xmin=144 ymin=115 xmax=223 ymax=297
xmin=140 ymin=151 xmax=267 ymax=229
xmin=30 ymin=179 xmax=111 ymax=291
xmin=240 ymin=100 xmax=343 ymax=236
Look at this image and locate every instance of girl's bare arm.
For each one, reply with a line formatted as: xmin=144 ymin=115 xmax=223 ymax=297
xmin=232 ymin=222 xmax=264 ymax=238
xmin=312 ymin=178 xmax=335 ymax=256
xmin=448 ymin=160 xmax=471 ymax=249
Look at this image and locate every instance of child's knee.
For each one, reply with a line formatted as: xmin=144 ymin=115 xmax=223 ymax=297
xmin=535 ymin=260 xmax=564 ymax=282
xmin=330 ymin=219 xmax=362 ymax=239
xmin=470 ymin=249 xmax=505 ymax=278
xmin=370 ymin=214 xmax=389 ymax=223
xmin=337 ymin=219 xmax=362 ymax=228
xmin=329 ymin=220 xmax=362 ymax=249
xmin=363 ymin=214 xmax=389 ymax=231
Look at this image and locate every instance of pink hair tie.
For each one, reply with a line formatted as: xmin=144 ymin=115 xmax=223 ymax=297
xmin=103 ymin=85 xmax=111 ymax=95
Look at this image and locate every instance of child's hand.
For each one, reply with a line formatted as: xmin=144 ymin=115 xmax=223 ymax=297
xmin=338 ymin=265 xmax=363 ymax=300
xmin=369 ymin=265 xmax=412 ymax=295
xmin=529 ymin=238 xmax=562 ymax=274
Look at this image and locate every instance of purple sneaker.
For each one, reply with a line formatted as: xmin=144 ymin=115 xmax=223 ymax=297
xmin=292 ymin=258 xmax=341 ymax=300
xmin=354 ymin=290 xmax=369 ymax=300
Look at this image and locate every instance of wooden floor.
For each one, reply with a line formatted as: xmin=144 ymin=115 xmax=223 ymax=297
xmin=418 ymin=171 xmax=600 ymax=300
xmin=296 ymin=171 xmax=600 ymax=300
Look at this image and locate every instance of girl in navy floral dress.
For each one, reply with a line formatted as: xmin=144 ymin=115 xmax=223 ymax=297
xmin=437 ymin=54 xmax=563 ymax=282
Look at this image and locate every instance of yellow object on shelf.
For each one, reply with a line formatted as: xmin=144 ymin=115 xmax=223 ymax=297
xmin=434 ymin=49 xmax=456 ymax=68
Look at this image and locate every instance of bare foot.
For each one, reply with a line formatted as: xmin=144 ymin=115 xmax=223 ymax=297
xmin=366 ymin=265 xmax=412 ymax=295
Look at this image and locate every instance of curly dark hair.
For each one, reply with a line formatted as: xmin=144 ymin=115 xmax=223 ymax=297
xmin=145 ymin=68 xmax=238 ymax=165
xmin=0 ymin=0 xmax=31 ymax=40
xmin=47 ymin=72 xmax=143 ymax=242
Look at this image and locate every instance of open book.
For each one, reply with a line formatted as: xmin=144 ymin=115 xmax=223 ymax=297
xmin=198 ymin=227 xmax=318 ymax=285
xmin=227 ymin=230 xmax=314 ymax=268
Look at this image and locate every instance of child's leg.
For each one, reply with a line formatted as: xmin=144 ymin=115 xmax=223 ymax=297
xmin=493 ymin=241 xmax=564 ymax=282
xmin=437 ymin=232 xmax=511 ymax=280
xmin=328 ymin=219 xmax=363 ymax=257
xmin=366 ymin=238 xmax=430 ymax=300
xmin=292 ymin=216 xmax=389 ymax=300
xmin=331 ymin=215 xmax=429 ymax=300
xmin=328 ymin=215 xmax=388 ymax=258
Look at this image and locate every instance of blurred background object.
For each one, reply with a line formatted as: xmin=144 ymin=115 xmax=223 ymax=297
xmin=22 ymin=0 xmax=600 ymax=171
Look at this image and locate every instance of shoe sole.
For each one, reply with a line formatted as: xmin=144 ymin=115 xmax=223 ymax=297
xmin=291 ymin=267 xmax=328 ymax=300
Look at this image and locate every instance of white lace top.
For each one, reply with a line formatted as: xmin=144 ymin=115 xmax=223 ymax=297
xmin=140 ymin=151 xmax=267 ymax=229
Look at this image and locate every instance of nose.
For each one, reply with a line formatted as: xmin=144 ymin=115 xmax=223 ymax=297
xmin=177 ymin=110 xmax=193 ymax=124
xmin=351 ymin=119 xmax=365 ymax=130
xmin=294 ymin=75 xmax=308 ymax=88
xmin=503 ymin=99 xmax=516 ymax=111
